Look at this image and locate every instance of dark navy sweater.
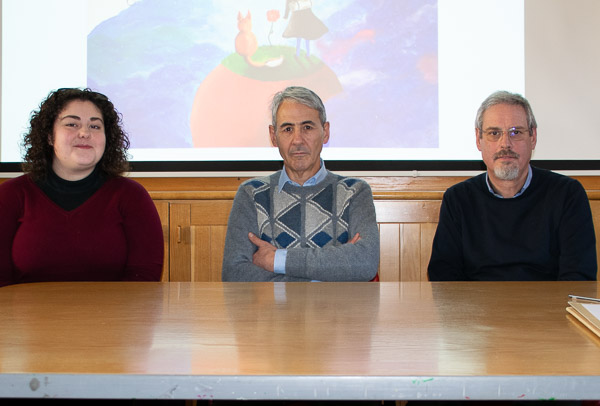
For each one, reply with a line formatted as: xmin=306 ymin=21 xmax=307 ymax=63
xmin=428 ymin=167 xmax=597 ymax=281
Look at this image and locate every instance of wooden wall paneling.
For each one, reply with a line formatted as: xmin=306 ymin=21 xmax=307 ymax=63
xmin=420 ymin=223 xmax=438 ymax=281
xmin=191 ymin=226 xmax=209 ymax=282
xmin=374 ymin=201 xmax=441 ymax=223
xmin=190 ymin=201 xmax=233 ymax=225
xmin=376 ymin=200 xmax=441 ymax=282
xmin=188 ymin=201 xmax=232 ymax=282
xmin=169 ymin=203 xmax=191 ymax=281
xmin=132 ymin=175 xmax=600 ymax=196
xmin=378 ymin=223 xmax=400 ymax=281
xmin=210 ymin=226 xmax=228 ymax=282
xmin=153 ymin=200 xmax=170 ymax=282
xmin=134 ymin=177 xmax=246 ymax=192
xmin=362 ymin=176 xmax=467 ymax=193
xmin=189 ymin=225 xmax=228 ymax=282
xmin=400 ymin=223 xmax=422 ymax=281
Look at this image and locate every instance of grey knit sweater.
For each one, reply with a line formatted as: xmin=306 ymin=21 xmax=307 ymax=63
xmin=222 ymin=171 xmax=379 ymax=281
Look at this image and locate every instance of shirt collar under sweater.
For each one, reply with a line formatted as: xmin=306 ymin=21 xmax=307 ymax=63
xmin=485 ymin=164 xmax=532 ymax=199
xmin=277 ymin=159 xmax=327 ymax=192
xmin=36 ymin=165 xmax=106 ymax=211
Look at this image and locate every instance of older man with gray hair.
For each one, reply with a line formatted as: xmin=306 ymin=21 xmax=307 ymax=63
xmin=222 ymin=86 xmax=379 ymax=282
xmin=428 ymin=90 xmax=596 ymax=281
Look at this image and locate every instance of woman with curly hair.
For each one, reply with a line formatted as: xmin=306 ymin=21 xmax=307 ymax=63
xmin=0 ymin=88 xmax=163 ymax=286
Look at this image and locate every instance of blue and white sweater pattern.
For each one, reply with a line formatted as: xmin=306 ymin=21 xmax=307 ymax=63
xmin=244 ymin=175 xmax=362 ymax=249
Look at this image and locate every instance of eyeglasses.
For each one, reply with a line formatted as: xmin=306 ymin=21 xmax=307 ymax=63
xmin=481 ymin=127 xmax=530 ymax=142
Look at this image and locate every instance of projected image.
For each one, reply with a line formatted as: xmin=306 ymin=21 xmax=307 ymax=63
xmin=87 ymin=0 xmax=438 ymax=151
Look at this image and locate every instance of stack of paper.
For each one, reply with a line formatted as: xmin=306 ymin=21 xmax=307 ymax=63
xmin=567 ymin=301 xmax=600 ymax=338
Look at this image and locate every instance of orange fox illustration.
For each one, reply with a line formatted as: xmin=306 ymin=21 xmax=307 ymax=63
xmin=235 ymin=11 xmax=282 ymax=67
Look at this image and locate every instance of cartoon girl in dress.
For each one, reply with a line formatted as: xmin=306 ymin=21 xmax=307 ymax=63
xmin=283 ymin=0 xmax=328 ymax=57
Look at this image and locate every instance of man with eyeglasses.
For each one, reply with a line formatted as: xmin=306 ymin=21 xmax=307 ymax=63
xmin=428 ymin=90 xmax=597 ymax=281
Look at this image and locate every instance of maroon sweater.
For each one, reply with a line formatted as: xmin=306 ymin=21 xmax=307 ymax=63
xmin=0 ymin=175 xmax=164 ymax=286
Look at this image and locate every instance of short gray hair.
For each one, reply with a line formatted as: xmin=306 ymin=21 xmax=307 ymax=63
xmin=271 ymin=86 xmax=327 ymax=127
xmin=475 ymin=90 xmax=537 ymax=134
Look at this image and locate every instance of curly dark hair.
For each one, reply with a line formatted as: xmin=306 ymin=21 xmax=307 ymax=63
xmin=21 ymin=88 xmax=130 ymax=180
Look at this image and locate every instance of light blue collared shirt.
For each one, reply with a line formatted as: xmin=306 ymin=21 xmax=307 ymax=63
xmin=277 ymin=159 xmax=328 ymax=192
xmin=274 ymin=160 xmax=327 ymax=274
xmin=486 ymin=165 xmax=532 ymax=198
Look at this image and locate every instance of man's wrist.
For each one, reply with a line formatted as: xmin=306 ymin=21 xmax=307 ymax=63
xmin=273 ymin=249 xmax=287 ymax=274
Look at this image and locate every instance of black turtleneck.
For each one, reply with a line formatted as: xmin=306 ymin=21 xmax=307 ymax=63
xmin=36 ymin=166 xmax=107 ymax=211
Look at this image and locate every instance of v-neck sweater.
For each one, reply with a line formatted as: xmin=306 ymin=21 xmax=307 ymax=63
xmin=0 ymin=174 xmax=164 ymax=286
xmin=222 ymin=170 xmax=380 ymax=281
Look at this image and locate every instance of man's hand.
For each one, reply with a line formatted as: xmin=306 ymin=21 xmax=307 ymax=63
xmin=248 ymin=232 xmax=360 ymax=273
xmin=349 ymin=232 xmax=361 ymax=244
xmin=248 ymin=232 xmax=276 ymax=272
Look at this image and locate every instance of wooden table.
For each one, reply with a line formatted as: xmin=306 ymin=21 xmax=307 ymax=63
xmin=1 ymin=281 xmax=599 ymax=401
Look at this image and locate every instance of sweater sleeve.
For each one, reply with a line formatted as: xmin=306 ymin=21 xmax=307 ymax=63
xmin=427 ymin=188 xmax=469 ymax=281
xmin=0 ymin=179 xmax=22 ymax=286
xmin=557 ymin=180 xmax=597 ymax=280
xmin=119 ymin=179 xmax=164 ymax=281
xmin=284 ymin=180 xmax=380 ymax=281
xmin=222 ymin=185 xmax=307 ymax=282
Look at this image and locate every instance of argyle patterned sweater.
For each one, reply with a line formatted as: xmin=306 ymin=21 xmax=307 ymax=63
xmin=222 ymin=171 xmax=379 ymax=281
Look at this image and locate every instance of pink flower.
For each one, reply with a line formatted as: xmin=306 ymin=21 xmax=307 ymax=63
xmin=267 ymin=9 xmax=280 ymax=23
